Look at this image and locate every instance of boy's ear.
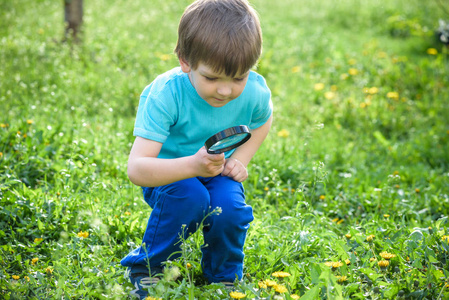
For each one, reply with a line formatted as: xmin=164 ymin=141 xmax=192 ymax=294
xmin=179 ymin=57 xmax=191 ymax=73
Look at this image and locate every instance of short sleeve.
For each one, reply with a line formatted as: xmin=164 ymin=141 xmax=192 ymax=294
xmin=133 ymin=83 xmax=178 ymax=143
xmin=249 ymin=75 xmax=273 ymax=130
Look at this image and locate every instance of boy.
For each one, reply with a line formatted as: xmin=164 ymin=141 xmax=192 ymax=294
xmin=121 ymin=0 xmax=272 ymax=298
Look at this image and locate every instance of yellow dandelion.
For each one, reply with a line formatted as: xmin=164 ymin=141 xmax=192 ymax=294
xmin=345 ymin=259 xmax=351 ymax=265
xmin=77 ymin=231 xmax=89 ymax=238
xmin=332 ymin=218 xmax=339 ymax=223
xmin=340 ymin=73 xmax=349 ymax=80
xmin=272 ymin=271 xmax=291 ymax=278
xmin=26 ymin=120 xmax=33 ymax=124
xmin=314 ymin=83 xmax=325 ymax=91
xmin=274 ymin=284 xmax=288 ymax=293
xmin=378 ymin=260 xmax=389 ymax=268
xmin=186 ymin=263 xmax=192 ymax=268
xmin=379 ymin=251 xmax=396 ymax=260
xmin=277 ymin=129 xmax=290 ymax=138
xmin=370 ymin=257 xmax=376 ymax=262
xmin=386 ymin=92 xmax=399 ymax=99
xmin=124 ymin=211 xmax=131 ymax=216
xmin=160 ymin=54 xmax=171 ymax=61
xmin=319 ymin=195 xmax=326 ymax=200
xmin=0 ymin=152 xmax=3 ymax=158
xmin=264 ymin=187 xmax=269 ymax=191
xmin=345 ymin=233 xmax=352 ymax=239
xmin=415 ymin=188 xmax=420 ymax=193
xmin=336 ymin=275 xmax=347 ymax=283
xmin=395 ymin=184 xmax=400 ymax=189
xmin=291 ymin=295 xmax=300 ymax=300
xmin=337 ymin=219 xmax=344 ymax=225
xmin=368 ymin=87 xmax=379 ymax=94
xmin=348 ymin=68 xmax=358 ymax=75
xmin=360 ymin=102 xmax=367 ymax=109
xmin=34 ymin=238 xmax=43 ymax=243
xmin=383 ymin=214 xmax=390 ymax=218
xmin=258 ymin=281 xmax=267 ymax=289
xmin=331 ymin=85 xmax=338 ymax=91
xmin=366 ymin=234 xmax=375 ymax=242
xmin=145 ymin=297 xmax=162 ymax=300
xmin=441 ymin=235 xmax=449 ymax=242
xmin=46 ymin=267 xmax=53 ymax=274
xmin=426 ymin=48 xmax=438 ymax=55
xmin=332 ymin=261 xmax=343 ymax=268
xmin=265 ymin=279 xmax=277 ymax=287
xmin=32 ymin=257 xmax=39 ymax=265
xmin=12 ymin=275 xmax=20 ymax=280
xmin=291 ymin=66 xmax=301 ymax=73
xmin=324 ymin=91 xmax=335 ymax=100
xmin=229 ymin=291 xmax=246 ymax=299
xmin=24 ymin=276 xmax=30 ymax=282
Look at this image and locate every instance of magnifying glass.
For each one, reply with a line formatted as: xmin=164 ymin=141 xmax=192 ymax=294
xmin=205 ymin=125 xmax=251 ymax=154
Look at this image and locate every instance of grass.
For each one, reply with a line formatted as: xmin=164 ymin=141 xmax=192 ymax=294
xmin=1 ymin=0 xmax=449 ymax=299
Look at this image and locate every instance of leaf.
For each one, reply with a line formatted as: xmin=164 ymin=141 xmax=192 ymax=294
xmin=300 ymin=285 xmax=321 ymax=300
xmin=359 ymin=268 xmax=381 ymax=281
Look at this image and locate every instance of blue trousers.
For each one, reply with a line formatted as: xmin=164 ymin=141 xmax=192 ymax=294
xmin=120 ymin=175 xmax=254 ymax=283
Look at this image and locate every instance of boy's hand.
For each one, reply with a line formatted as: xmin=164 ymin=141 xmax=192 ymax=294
xmin=193 ymin=147 xmax=225 ymax=177
xmin=221 ymin=158 xmax=248 ymax=182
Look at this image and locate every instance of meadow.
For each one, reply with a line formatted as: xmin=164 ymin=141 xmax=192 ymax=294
xmin=1 ymin=0 xmax=449 ymax=299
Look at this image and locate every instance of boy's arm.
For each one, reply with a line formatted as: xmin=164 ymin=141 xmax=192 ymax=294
xmin=221 ymin=115 xmax=273 ymax=182
xmin=127 ymin=137 xmax=225 ymax=187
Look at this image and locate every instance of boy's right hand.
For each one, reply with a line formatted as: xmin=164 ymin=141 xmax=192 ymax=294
xmin=192 ymin=147 xmax=225 ymax=177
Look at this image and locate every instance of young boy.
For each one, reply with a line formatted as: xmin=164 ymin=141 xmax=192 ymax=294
xmin=120 ymin=0 xmax=272 ymax=298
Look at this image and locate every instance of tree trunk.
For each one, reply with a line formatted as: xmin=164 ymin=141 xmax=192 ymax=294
xmin=64 ymin=0 xmax=83 ymax=42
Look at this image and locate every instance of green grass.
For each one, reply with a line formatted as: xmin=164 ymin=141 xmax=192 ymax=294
xmin=1 ymin=0 xmax=449 ymax=299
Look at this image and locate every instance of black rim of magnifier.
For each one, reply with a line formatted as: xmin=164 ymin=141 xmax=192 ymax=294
xmin=205 ymin=125 xmax=251 ymax=154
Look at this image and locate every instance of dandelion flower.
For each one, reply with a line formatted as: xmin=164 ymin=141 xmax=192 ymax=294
xmin=337 ymin=219 xmax=344 ymax=225
xmin=77 ymin=231 xmax=89 ymax=238
xmin=145 ymin=297 xmax=162 ymax=300
xmin=264 ymin=187 xmax=269 ymax=191
xmin=34 ymin=238 xmax=43 ymax=243
xmin=27 ymin=120 xmax=33 ymax=124
xmin=32 ymin=258 xmax=39 ymax=265
xmin=277 ymin=129 xmax=290 ymax=138
xmin=291 ymin=66 xmax=301 ymax=73
xmin=124 ymin=211 xmax=131 ymax=216
xmin=324 ymin=91 xmax=335 ymax=100
xmin=379 ymin=251 xmax=396 ymax=260
xmin=24 ymin=276 xmax=30 ymax=281
xmin=378 ymin=260 xmax=389 ymax=268
xmin=368 ymin=87 xmax=378 ymax=94
xmin=265 ymin=279 xmax=277 ymax=287
xmin=314 ymin=83 xmax=325 ymax=91
xmin=0 ymin=152 xmax=3 ymax=158
xmin=274 ymin=284 xmax=288 ymax=293
xmin=332 ymin=261 xmax=343 ymax=268
xmin=345 ymin=233 xmax=352 ymax=239
xmin=46 ymin=267 xmax=53 ymax=275
xmin=386 ymin=92 xmax=399 ymax=100
xmin=272 ymin=271 xmax=291 ymax=278
xmin=336 ymin=275 xmax=347 ymax=283
xmin=370 ymin=257 xmax=376 ymax=262
xmin=441 ymin=235 xmax=449 ymax=242
xmin=332 ymin=218 xmax=339 ymax=223
xmin=12 ymin=275 xmax=20 ymax=280
xmin=427 ymin=48 xmax=438 ymax=55
xmin=415 ymin=188 xmax=420 ymax=193
xmin=186 ymin=263 xmax=192 ymax=268
xmin=348 ymin=68 xmax=358 ymax=75
xmin=366 ymin=234 xmax=375 ymax=242
xmin=383 ymin=214 xmax=390 ymax=218
xmin=0 ymin=123 xmax=7 ymax=128
xmin=291 ymin=295 xmax=300 ymax=300
xmin=319 ymin=195 xmax=326 ymax=200
xmin=345 ymin=259 xmax=351 ymax=265
xmin=258 ymin=281 xmax=267 ymax=289
xmin=229 ymin=291 xmax=246 ymax=299
xmin=159 ymin=54 xmax=171 ymax=61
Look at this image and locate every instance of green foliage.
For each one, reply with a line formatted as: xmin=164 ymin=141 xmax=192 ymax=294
xmin=1 ymin=0 xmax=449 ymax=299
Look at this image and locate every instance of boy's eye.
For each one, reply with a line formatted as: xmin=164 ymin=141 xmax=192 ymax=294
xmin=234 ymin=77 xmax=245 ymax=82
xmin=204 ymin=76 xmax=217 ymax=81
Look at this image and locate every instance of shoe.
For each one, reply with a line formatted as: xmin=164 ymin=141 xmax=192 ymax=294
xmin=128 ymin=272 xmax=160 ymax=300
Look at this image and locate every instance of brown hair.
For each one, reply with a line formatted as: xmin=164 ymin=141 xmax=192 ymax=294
xmin=175 ymin=0 xmax=262 ymax=77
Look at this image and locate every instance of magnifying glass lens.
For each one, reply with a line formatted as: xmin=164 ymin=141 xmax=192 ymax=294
xmin=205 ymin=125 xmax=251 ymax=154
xmin=208 ymin=133 xmax=248 ymax=151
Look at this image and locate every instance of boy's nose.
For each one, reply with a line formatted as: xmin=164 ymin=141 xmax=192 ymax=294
xmin=217 ymin=84 xmax=232 ymax=97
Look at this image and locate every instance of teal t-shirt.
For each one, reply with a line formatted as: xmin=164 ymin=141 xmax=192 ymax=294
xmin=134 ymin=67 xmax=272 ymax=159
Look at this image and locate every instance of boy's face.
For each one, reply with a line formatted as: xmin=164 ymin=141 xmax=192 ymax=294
xmin=180 ymin=59 xmax=249 ymax=108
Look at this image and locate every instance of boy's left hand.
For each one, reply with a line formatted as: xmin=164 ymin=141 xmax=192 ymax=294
xmin=221 ymin=158 xmax=248 ymax=182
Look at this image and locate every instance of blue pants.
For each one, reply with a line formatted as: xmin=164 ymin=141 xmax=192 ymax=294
xmin=120 ymin=175 xmax=254 ymax=283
